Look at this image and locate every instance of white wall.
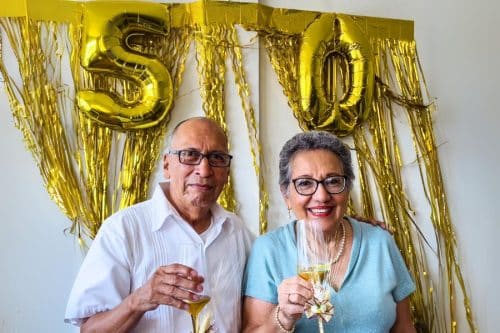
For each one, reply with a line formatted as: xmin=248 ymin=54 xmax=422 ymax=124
xmin=1 ymin=0 xmax=499 ymax=332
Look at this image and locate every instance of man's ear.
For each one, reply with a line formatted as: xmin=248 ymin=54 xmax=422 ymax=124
xmin=163 ymin=154 xmax=170 ymax=179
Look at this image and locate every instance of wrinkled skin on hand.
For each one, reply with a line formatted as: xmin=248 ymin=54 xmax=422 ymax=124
xmin=130 ymin=263 xmax=205 ymax=313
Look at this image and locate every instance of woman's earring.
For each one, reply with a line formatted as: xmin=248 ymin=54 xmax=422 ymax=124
xmin=287 ymin=208 xmax=291 ymax=219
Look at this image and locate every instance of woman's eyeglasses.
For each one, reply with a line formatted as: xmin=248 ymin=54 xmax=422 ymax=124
xmin=292 ymin=176 xmax=347 ymax=196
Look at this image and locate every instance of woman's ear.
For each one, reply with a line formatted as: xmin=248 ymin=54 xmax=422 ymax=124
xmin=280 ymin=185 xmax=290 ymax=204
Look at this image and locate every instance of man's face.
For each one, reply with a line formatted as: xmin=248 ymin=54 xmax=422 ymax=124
xmin=163 ymin=119 xmax=230 ymax=215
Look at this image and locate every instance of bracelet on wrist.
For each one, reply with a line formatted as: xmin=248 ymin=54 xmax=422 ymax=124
xmin=275 ymin=305 xmax=295 ymax=333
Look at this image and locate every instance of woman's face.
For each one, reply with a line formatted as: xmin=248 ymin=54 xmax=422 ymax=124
xmin=283 ymin=149 xmax=350 ymax=233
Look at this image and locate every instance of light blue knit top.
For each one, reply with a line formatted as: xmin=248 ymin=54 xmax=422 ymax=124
xmin=243 ymin=218 xmax=416 ymax=332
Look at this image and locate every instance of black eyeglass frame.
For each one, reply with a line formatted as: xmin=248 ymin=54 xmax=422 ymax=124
xmin=168 ymin=149 xmax=233 ymax=167
xmin=291 ymin=175 xmax=348 ymax=196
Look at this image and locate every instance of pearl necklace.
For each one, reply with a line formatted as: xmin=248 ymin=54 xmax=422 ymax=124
xmin=329 ymin=220 xmax=346 ymax=265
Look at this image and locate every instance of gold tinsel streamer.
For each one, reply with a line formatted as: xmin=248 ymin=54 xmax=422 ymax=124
xmin=226 ymin=26 xmax=269 ymax=234
xmin=383 ymin=40 xmax=477 ymax=333
xmin=192 ymin=21 xmax=269 ymax=232
xmin=193 ymin=22 xmax=237 ymax=212
xmin=0 ymin=18 xmax=95 ymax=240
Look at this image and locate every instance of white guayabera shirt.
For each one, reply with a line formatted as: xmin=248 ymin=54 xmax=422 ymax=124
xmin=65 ymin=182 xmax=254 ymax=333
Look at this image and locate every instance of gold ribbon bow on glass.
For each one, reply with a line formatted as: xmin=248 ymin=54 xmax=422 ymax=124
xmin=305 ymin=284 xmax=334 ymax=323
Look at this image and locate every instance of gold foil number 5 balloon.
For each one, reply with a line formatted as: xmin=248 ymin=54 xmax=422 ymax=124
xmin=77 ymin=2 xmax=173 ymax=130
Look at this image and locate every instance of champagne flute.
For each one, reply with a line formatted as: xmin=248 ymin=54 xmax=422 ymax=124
xmin=179 ymin=243 xmax=211 ymax=333
xmin=296 ymin=219 xmax=330 ymax=333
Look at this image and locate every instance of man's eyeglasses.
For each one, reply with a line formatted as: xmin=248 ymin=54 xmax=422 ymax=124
xmin=292 ymin=176 xmax=347 ymax=196
xmin=168 ymin=149 xmax=232 ymax=167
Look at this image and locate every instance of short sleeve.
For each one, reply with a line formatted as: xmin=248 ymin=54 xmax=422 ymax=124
xmin=242 ymin=235 xmax=280 ymax=304
xmin=64 ymin=218 xmax=132 ymax=326
xmin=387 ymin=235 xmax=416 ymax=302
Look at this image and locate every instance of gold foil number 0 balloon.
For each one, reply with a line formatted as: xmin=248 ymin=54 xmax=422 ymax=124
xmin=299 ymin=14 xmax=374 ymax=136
xmin=77 ymin=3 xmax=173 ymax=130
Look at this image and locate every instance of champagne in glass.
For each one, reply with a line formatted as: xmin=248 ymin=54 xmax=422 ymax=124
xmin=296 ymin=219 xmax=330 ymax=333
xmin=298 ymin=263 xmax=330 ymax=284
xmin=296 ymin=219 xmax=330 ymax=283
xmin=185 ymin=295 xmax=211 ymax=317
xmin=179 ymin=243 xmax=211 ymax=333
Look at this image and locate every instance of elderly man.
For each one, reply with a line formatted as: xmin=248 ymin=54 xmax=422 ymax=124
xmin=65 ymin=117 xmax=254 ymax=332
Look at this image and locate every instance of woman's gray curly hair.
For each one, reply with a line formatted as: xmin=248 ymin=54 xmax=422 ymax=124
xmin=278 ymin=131 xmax=355 ymax=192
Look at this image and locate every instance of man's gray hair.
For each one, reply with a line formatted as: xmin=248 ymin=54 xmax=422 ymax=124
xmin=278 ymin=131 xmax=355 ymax=191
xmin=165 ymin=116 xmax=228 ymax=151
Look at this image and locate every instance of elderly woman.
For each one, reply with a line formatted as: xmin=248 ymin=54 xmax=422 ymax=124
xmin=242 ymin=131 xmax=416 ymax=332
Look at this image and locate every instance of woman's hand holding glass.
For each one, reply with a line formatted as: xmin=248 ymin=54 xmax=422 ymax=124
xmin=276 ymin=276 xmax=314 ymax=330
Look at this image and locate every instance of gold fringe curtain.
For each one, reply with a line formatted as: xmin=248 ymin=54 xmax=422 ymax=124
xmin=262 ymin=31 xmax=477 ymax=332
xmin=0 ymin=18 xmax=191 ymax=240
xmin=379 ymin=39 xmax=476 ymax=332
xmin=353 ymin=39 xmax=440 ymax=331
xmin=0 ymin=1 xmax=271 ymax=238
xmin=0 ymin=2 xmax=476 ymax=331
xmin=193 ymin=22 xmax=269 ymax=232
xmin=0 ymin=18 xmax=95 ymax=240
xmin=227 ymin=26 xmax=269 ymax=234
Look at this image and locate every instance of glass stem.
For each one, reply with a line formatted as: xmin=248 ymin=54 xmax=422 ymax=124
xmin=190 ymin=314 xmax=198 ymax=333
xmin=318 ymin=317 xmax=325 ymax=333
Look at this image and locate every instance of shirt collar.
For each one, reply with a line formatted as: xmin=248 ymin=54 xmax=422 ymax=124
xmin=151 ymin=182 xmax=234 ymax=234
